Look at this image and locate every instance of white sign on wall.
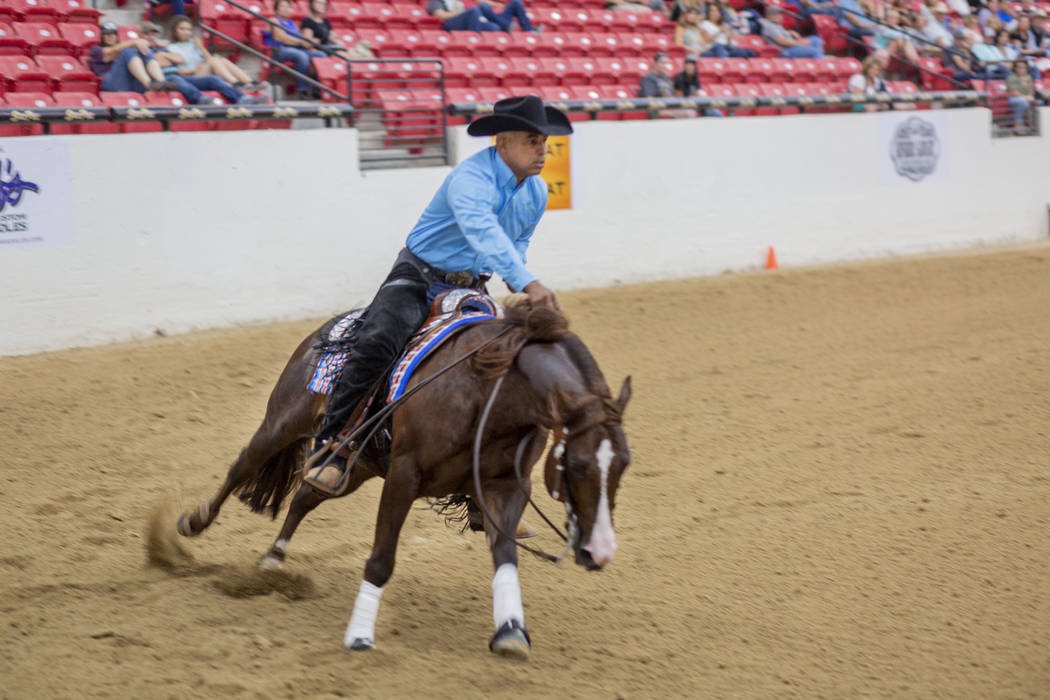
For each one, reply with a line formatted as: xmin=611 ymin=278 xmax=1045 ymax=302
xmin=0 ymin=138 xmax=75 ymax=249
xmin=881 ymin=112 xmax=949 ymax=184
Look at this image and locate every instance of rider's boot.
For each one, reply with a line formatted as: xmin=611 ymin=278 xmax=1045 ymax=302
xmin=303 ymin=437 xmax=353 ymax=497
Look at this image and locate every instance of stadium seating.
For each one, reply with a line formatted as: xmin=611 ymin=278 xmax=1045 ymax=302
xmin=36 ymin=54 xmax=96 ymax=92
xmin=0 ymin=55 xmax=51 ymax=93
xmin=14 ymin=21 xmax=74 ymax=56
xmin=0 ymin=21 xmax=30 ymax=55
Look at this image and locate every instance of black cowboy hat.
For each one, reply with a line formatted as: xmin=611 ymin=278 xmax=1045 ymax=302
xmin=466 ymin=95 xmax=573 ymax=137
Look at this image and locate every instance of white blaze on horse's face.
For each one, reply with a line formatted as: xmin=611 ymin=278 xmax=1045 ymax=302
xmin=583 ymin=438 xmax=617 ymax=567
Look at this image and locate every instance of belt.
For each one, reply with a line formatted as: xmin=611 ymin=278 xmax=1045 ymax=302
xmin=398 ymin=248 xmax=490 ymax=290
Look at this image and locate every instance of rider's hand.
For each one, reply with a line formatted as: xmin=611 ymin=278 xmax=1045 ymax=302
xmin=523 ymin=281 xmax=560 ymax=311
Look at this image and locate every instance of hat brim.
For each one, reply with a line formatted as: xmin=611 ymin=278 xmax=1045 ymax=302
xmin=466 ymin=107 xmax=573 ymax=137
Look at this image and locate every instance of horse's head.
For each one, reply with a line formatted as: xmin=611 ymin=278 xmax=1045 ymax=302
xmin=544 ymin=376 xmax=631 ymax=571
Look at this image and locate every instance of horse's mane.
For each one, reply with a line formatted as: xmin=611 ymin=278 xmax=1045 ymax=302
xmin=470 ymin=294 xmax=570 ymax=378
xmin=470 ymin=296 xmax=623 ymax=424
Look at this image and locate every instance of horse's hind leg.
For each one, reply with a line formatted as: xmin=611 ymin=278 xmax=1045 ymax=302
xmin=260 ymin=468 xmax=376 ymax=570
xmin=177 ymin=388 xmax=317 ymax=537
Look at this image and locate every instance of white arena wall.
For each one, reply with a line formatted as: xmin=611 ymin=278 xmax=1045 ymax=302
xmin=1 ymin=106 xmax=1047 ymax=356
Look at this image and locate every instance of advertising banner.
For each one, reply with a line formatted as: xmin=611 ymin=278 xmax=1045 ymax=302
xmin=0 ymin=138 xmax=75 ymax=249
xmin=542 ymin=134 xmax=571 ymax=210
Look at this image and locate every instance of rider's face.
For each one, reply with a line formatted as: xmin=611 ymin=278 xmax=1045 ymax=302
xmin=496 ymin=131 xmax=548 ymax=182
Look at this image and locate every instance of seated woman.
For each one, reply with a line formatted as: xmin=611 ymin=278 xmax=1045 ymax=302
xmin=847 ymin=54 xmax=889 ymax=111
xmin=873 ymin=9 xmax=920 ymax=67
xmin=266 ymin=0 xmax=327 ymax=96
xmin=87 ymin=21 xmax=178 ymax=94
xmin=1005 ymin=58 xmax=1036 ymax=131
xmin=165 ymin=16 xmax=268 ymax=91
xmin=674 ymin=8 xmax=710 ymax=56
xmin=698 ymin=4 xmax=754 ymax=58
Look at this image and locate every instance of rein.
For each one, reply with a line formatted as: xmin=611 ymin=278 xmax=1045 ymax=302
xmin=304 ymin=324 xmax=516 ymax=480
xmin=472 ymin=375 xmax=569 ymax=565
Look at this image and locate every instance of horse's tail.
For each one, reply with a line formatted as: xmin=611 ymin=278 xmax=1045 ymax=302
xmin=235 ymin=437 xmax=308 ymax=519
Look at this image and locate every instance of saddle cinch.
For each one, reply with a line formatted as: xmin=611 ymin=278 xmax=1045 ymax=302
xmin=306 ymin=288 xmax=503 ymax=477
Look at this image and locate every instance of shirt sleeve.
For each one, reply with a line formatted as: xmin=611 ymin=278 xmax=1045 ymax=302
xmin=426 ymin=0 xmax=443 ymax=15
xmin=445 ymin=167 xmax=538 ymax=293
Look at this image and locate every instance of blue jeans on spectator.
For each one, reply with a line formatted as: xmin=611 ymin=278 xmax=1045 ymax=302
xmin=272 ymin=44 xmax=327 ymax=93
xmin=701 ymin=44 xmax=755 ymax=58
xmin=172 ymin=74 xmax=245 ymax=103
xmin=780 ymin=36 xmax=824 ymax=59
xmin=100 ymin=47 xmax=153 ymax=93
xmin=157 ymin=0 xmax=186 ymax=15
xmin=444 ymin=0 xmax=533 ymax=32
xmin=1009 ymin=95 xmax=1031 ymax=125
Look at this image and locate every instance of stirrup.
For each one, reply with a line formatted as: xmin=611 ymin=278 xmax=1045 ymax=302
xmin=303 ymin=443 xmax=353 ymax=497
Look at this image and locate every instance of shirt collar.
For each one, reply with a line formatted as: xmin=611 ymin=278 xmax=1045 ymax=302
xmin=491 ymin=146 xmax=521 ymax=191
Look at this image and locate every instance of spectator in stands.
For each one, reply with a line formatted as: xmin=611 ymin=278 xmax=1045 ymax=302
xmin=426 ymin=0 xmax=537 ymax=33
xmin=982 ymin=13 xmax=1003 ymax=40
xmin=610 ymin=0 xmax=666 ymax=14
xmin=639 ymin=51 xmax=676 ymax=96
xmin=165 ymin=17 xmax=269 ymax=97
xmin=972 ymin=29 xmax=1012 ymax=73
xmin=267 ymin=0 xmax=328 ymax=96
xmin=300 ymin=0 xmax=372 ymax=58
xmin=760 ymin=6 xmax=825 ymax=57
xmin=1032 ymin=11 xmax=1050 ymax=48
xmin=945 ymin=0 xmax=970 ymax=16
xmin=836 ymin=0 xmax=878 ymax=41
xmin=698 ymin=3 xmax=755 ymax=57
xmin=918 ymin=3 xmax=955 ymax=49
xmin=955 ymin=13 xmax=980 ymax=38
xmin=848 ymin=54 xmax=889 ymax=109
xmin=978 ymin=0 xmax=1013 ymax=32
xmin=875 ymin=9 xmax=922 ymax=64
xmin=665 ymin=0 xmax=703 ymax=24
xmin=994 ymin=27 xmax=1021 ymax=59
xmin=1011 ymin=15 xmax=1043 ymax=58
xmin=1006 ymin=58 xmax=1035 ymax=129
xmin=673 ymin=54 xmax=702 ymax=95
xmin=88 ymin=21 xmax=179 ymax=94
xmin=794 ymin=0 xmax=837 ymax=22
xmin=675 ymin=7 xmax=710 ymax=54
xmin=943 ymin=31 xmax=984 ymax=82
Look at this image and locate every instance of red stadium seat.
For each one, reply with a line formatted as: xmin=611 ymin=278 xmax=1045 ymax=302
xmin=643 ymin=32 xmax=683 ymax=59
xmin=616 ymin=32 xmax=646 ymax=56
xmin=312 ymin=56 xmax=349 ymax=100
xmin=792 ymin=58 xmax=818 ymax=83
xmin=504 ymin=32 xmax=539 ymax=57
xmin=723 ymin=58 xmax=750 ymax=84
xmin=355 ymin=28 xmax=392 ymax=56
xmin=811 ymin=14 xmax=848 ymax=53
xmin=51 ymin=90 xmax=117 ymax=133
xmin=475 ymin=30 xmax=511 ymax=56
xmin=593 ymin=56 xmax=627 ymax=85
xmin=444 ymin=55 xmax=484 ymax=88
xmin=478 ymin=55 xmax=512 ymax=86
xmin=358 ymin=2 xmax=395 ymax=29
xmin=532 ymin=31 xmax=568 ymax=57
xmin=477 ymin=85 xmax=511 ymax=102
xmin=116 ymin=25 xmax=144 ymax=43
xmin=621 ymin=56 xmax=649 ymax=82
xmin=198 ymin=0 xmax=250 ymax=50
xmin=416 ymin=29 xmax=453 ymax=56
xmin=505 ymin=56 xmax=541 ymax=87
xmin=732 ymin=33 xmax=777 ymax=59
xmin=442 ymin=30 xmax=481 ymax=57
xmin=99 ymin=90 xmax=162 ymax=132
xmin=696 ymin=57 xmax=727 ymax=85
xmin=388 ymin=3 xmax=433 ymax=29
xmin=571 ymin=84 xmax=603 ymax=101
xmin=561 ymin=31 xmax=596 ymax=57
xmin=445 ymin=85 xmax=482 ymax=124
xmin=0 ymin=91 xmax=51 ymax=134
xmin=52 ymin=0 xmax=101 ymax=24
xmin=147 ymin=90 xmax=213 ymax=131
xmin=14 ymin=21 xmax=73 ymax=56
xmin=705 ymin=83 xmax=737 ymax=99
xmin=35 ymin=54 xmax=96 ymax=92
xmin=386 ymin=28 xmax=423 ymax=55
xmin=563 ymin=56 xmax=597 ymax=86
xmin=7 ymin=0 xmax=59 ymax=25
xmin=0 ymin=56 xmax=50 ymax=93
xmin=747 ymin=57 xmax=773 ymax=83
xmin=589 ymin=31 xmax=619 ymax=56
xmin=58 ymin=22 xmax=97 ymax=56
xmin=761 ymin=82 xmax=796 ymax=114
xmin=0 ymin=21 xmax=30 ymax=55
xmin=769 ymin=58 xmax=798 ymax=84
xmin=537 ymin=56 xmax=570 ymax=87
xmin=814 ymin=57 xmax=838 ymax=82
xmin=584 ymin=8 xmax=615 ymax=31
xmin=732 ymin=82 xmax=761 ymax=116
xmin=834 ymin=57 xmax=861 ymax=82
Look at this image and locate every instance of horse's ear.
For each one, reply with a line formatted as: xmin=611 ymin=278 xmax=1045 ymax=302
xmin=616 ymin=376 xmax=632 ymax=411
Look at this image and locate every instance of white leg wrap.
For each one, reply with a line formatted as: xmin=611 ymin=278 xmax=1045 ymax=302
xmin=491 ymin=563 xmax=525 ymax=629
xmin=344 ymin=580 xmax=384 ymax=646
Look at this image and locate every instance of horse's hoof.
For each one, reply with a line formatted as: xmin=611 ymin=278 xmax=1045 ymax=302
xmin=347 ymin=637 xmax=374 ymax=651
xmin=489 ymin=620 xmax=531 ymax=661
xmin=259 ymin=555 xmax=283 ymax=571
xmin=176 ymin=514 xmax=197 ymax=538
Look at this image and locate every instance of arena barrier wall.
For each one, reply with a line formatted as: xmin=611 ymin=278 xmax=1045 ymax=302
xmin=1 ymin=107 xmax=1048 ymax=356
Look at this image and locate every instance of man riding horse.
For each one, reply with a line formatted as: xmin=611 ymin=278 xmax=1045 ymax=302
xmin=305 ymin=95 xmax=573 ymax=540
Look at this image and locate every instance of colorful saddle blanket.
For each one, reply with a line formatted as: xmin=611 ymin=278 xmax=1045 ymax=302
xmin=307 ymin=289 xmax=501 ymax=403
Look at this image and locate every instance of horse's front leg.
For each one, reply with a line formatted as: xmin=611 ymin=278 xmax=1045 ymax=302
xmin=481 ymin=476 xmax=531 ymax=661
xmin=343 ymin=461 xmax=419 ymax=651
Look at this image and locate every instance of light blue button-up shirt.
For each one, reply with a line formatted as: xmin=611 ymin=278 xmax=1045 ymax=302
xmin=406 ymin=145 xmax=547 ymax=293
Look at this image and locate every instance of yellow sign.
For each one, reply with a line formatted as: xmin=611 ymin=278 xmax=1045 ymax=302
xmin=541 ymin=135 xmax=571 ymax=210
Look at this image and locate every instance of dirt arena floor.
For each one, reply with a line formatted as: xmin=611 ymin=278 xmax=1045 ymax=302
xmin=2 ymin=244 xmax=1049 ymax=699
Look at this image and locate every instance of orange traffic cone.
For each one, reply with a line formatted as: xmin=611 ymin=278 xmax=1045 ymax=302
xmin=765 ymin=246 xmax=779 ymax=270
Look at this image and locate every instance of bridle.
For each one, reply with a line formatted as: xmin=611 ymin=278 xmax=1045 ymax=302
xmin=472 ymin=376 xmax=619 ymax=566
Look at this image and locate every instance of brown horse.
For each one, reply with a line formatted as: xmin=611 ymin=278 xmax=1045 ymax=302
xmin=175 ymin=298 xmax=631 ymax=659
